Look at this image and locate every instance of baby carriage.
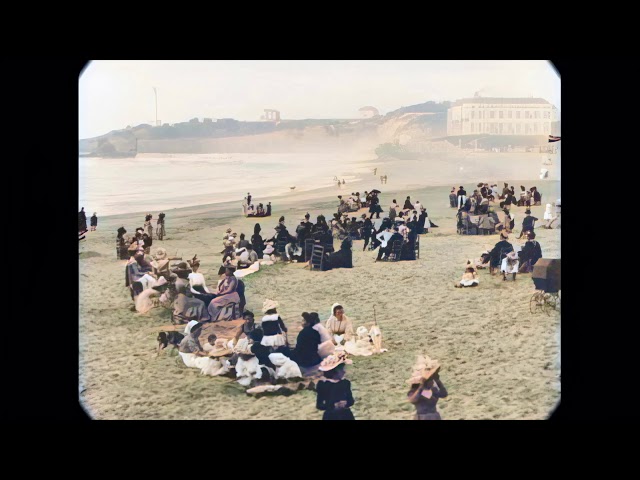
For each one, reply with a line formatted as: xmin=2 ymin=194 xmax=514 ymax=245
xmin=530 ymin=258 xmax=561 ymax=315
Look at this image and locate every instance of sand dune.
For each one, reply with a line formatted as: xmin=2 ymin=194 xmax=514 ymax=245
xmin=79 ymin=178 xmax=560 ymax=420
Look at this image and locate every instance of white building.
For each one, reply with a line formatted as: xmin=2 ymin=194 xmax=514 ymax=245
xmin=447 ymin=97 xmax=558 ymax=136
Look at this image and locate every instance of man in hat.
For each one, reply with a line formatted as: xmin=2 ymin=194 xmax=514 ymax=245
xmin=489 ymin=231 xmax=514 ymax=275
xmin=457 ymin=186 xmax=467 ymax=209
xmin=518 ymin=231 xmax=543 ymax=273
xmin=518 ymin=209 xmax=539 ymax=239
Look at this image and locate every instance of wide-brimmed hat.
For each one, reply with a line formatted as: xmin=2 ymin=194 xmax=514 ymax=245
xmin=233 ymin=337 xmax=253 ymax=355
xmin=262 ymin=299 xmax=279 ymax=312
xmin=154 ymin=247 xmax=167 ymax=260
xmin=209 ymin=338 xmax=233 ymax=357
xmin=318 ymin=351 xmax=353 ymax=372
xmin=407 ymin=355 xmax=441 ymax=384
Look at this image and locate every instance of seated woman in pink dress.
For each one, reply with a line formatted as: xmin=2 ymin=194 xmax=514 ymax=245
xmin=207 ymin=265 xmax=240 ymax=321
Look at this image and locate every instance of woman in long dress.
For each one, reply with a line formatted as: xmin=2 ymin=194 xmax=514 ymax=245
xmin=291 ymin=312 xmax=323 ymax=376
xmin=207 ymin=266 xmax=240 ymax=321
xmin=325 ymin=303 xmax=355 ymax=345
xmin=316 ymin=352 xmax=355 ymax=420
xmin=407 ymin=355 xmax=448 ymax=420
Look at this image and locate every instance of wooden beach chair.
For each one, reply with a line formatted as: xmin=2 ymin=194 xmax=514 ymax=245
xmin=310 ymin=245 xmax=325 ymax=271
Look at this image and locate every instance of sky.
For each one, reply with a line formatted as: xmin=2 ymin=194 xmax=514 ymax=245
xmin=79 ymin=60 xmax=560 ymax=139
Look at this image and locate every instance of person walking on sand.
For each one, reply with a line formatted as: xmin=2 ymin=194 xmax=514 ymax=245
xmin=342 ymin=179 xmax=346 ymax=185
xmin=373 ymin=168 xmax=377 ymax=176
xmin=90 ymin=212 xmax=98 ymax=231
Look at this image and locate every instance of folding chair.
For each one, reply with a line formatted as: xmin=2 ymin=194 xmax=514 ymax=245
xmin=310 ymin=245 xmax=325 ymax=271
xmin=304 ymin=238 xmax=315 ymax=262
xmin=388 ymin=240 xmax=403 ymax=262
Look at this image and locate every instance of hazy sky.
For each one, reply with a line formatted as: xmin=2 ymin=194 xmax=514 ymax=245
xmin=79 ymin=60 xmax=560 ymax=139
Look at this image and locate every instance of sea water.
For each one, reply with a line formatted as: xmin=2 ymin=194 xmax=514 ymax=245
xmin=79 ymin=152 xmax=369 ymax=217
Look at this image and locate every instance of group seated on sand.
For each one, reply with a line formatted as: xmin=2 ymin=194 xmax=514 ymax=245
xmin=450 ymin=182 xmax=543 ymax=211
xmin=242 ymin=192 xmax=272 ymax=217
xmin=454 ymin=229 xmax=544 ymax=287
xmin=166 ymin=301 xmax=387 ymax=392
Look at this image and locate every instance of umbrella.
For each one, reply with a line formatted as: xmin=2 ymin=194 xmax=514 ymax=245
xmin=371 ymin=189 xmax=381 ymax=194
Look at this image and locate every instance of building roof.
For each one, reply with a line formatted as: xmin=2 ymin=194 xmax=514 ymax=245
xmin=452 ymin=97 xmax=550 ymax=106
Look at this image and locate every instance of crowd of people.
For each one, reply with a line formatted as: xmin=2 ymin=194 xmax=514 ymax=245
xmin=111 ymin=181 xmax=546 ymax=420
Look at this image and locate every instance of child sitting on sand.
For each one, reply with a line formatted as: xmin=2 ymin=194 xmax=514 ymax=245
xmin=455 ymin=261 xmax=479 ymax=288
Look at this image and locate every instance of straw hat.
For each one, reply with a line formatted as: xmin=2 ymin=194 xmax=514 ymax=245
xmin=154 ymin=247 xmax=167 ymax=260
xmin=318 ymin=350 xmax=353 ymax=372
xmin=407 ymin=355 xmax=441 ymax=384
xmin=262 ymin=299 xmax=279 ymax=312
xmin=209 ymin=338 xmax=233 ymax=357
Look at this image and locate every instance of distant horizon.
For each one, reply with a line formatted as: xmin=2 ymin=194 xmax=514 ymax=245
xmin=80 ymin=60 xmax=560 ymax=139
xmin=80 ymin=94 xmax=561 ymax=140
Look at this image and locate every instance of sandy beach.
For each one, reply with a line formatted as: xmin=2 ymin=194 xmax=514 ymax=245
xmin=79 ymin=162 xmax=561 ymax=419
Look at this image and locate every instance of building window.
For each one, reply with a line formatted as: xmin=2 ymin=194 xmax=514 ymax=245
xmin=508 ymin=111 xmax=512 ymax=119
xmin=516 ymin=124 xmax=521 ymax=134
xmin=516 ymin=111 xmax=521 ymax=119
xmin=544 ymin=111 xmax=550 ymax=119
xmin=499 ymin=111 xmax=504 ymax=119
xmin=525 ymin=111 xmax=530 ymax=119
xmin=535 ymin=111 xmax=540 ymax=119
xmin=490 ymin=111 xmax=495 ymax=119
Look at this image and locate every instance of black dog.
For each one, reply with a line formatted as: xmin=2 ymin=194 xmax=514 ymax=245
xmin=157 ymin=331 xmax=184 ymax=352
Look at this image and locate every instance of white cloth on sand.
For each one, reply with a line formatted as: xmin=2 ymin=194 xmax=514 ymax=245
xmin=236 ymin=355 xmax=262 ymax=387
xmin=268 ymin=353 xmax=302 ymax=379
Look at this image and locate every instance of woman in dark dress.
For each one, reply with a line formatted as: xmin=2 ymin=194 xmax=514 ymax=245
xmin=518 ymin=231 xmax=543 ymax=273
xmin=489 ymin=231 xmax=514 ymax=275
xmin=368 ymin=194 xmax=383 ymax=219
xmin=407 ymin=355 xmax=448 ymax=420
xmin=324 ymin=238 xmax=353 ymax=270
xmin=291 ymin=312 xmax=322 ymax=375
xmin=79 ymin=207 xmax=87 ymax=233
xmin=316 ymin=352 xmax=355 ymax=420
xmin=361 ymin=216 xmax=374 ymax=251
xmin=251 ymin=223 xmax=264 ymax=258
xmin=116 ymin=227 xmax=128 ymax=260
xmin=403 ymin=196 xmax=414 ymax=210
xmin=90 ymin=212 xmax=98 ymax=231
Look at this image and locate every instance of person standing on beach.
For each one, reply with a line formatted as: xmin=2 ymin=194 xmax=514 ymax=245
xmin=247 ymin=192 xmax=252 ymax=206
xmin=79 ymin=207 xmax=87 ymax=233
xmin=373 ymin=168 xmax=377 ymax=176
xmin=90 ymin=212 xmax=98 ymax=231
xmin=407 ymin=355 xmax=448 ymax=420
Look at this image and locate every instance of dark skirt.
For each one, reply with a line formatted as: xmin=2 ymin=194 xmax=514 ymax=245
xmin=192 ymin=286 xmax=217 ymax=308
xmin=414 ymin=412 xmax=442 ymax=420
xmin=369 ymin=204 xmax=383 ymax=214
xmin=323 ymin=408 xmax=355 ymax=420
